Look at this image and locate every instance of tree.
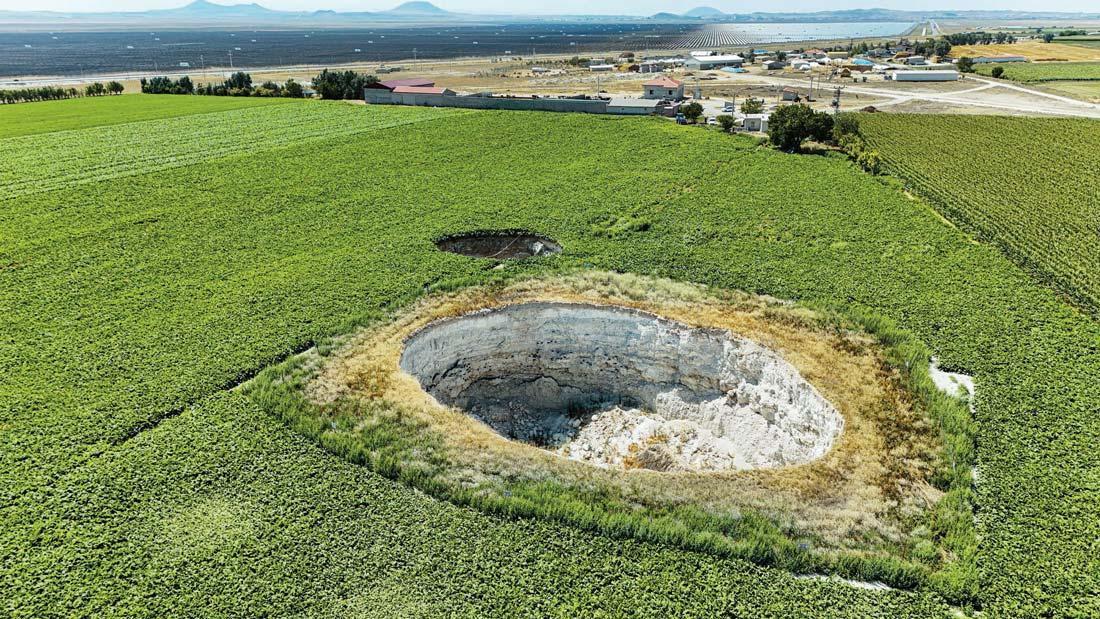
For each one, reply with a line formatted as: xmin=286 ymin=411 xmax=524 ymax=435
xmin=776 ymin=51 xmax=787 ymax=61
xmin=283 ymin=79 xmax=305 ymax=98
xmin=177 ymin=76 xmax=194 ymax=95
xmin=956 ymin=57 xmax=975 ymax=73
xmin=831 ymin=112 xmax=860 ymax=143
xmin=312 ymin=69 xmax=379 ymax=100
xmin=990 ymin=66 xmax=1005 ymax=78
xmin=766 ymin=104 xmax=834 ymax=152
xmin=680 ymin=101 xmax=703 ymax=123
xmin=740 ymin=98 xmax=764 ymax=114
xmin=222 ymin=71 xmax=252 ymax=95
xmin=716 ymin=114 xmax=736 ymax=133
xmin=1042 ymin=33 xmax=1055 ymax=43
xmin=107 ymin=81 xmax=124 ymax=95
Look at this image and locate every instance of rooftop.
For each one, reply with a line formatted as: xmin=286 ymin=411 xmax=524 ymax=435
xmin=608 ymin=98 xmax=660 ymax=108
xmin=392 ymin=85 xmax=448 ymax=94
xmin=380 ymin=77 xmax=435 ymax=89
xmin=643 ymin=76 xmax=682 ymax=88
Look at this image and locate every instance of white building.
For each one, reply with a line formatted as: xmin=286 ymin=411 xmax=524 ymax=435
xmin=642 ymin=75 xmax=684 ymax=100
xmin=741 ymin=114 xmax=769 ymax=132
xmin=684 ymin=54 xmax=744 ymax=70
xmin=588 ymin=64 xmax=615 ymax=72
xmin=888 ymin=70 xmax=960 ymax=81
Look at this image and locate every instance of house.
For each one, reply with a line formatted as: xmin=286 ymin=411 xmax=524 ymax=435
xmin=531 ymin=66 xmax=551 ymax=74
xmin=391 ymin=86 xmax=455 ymax=95
xmin=607 ymin=97 xmax=660 ymax=115
xmin=368 ymin=77 xmax=436 ymax=91
xmin=902 ymin=55 xmax=927 ymax=65
xmin=827 ymin=51 xmax=850 ymax=59
xmin=642 ymin=75 xmax=684 ymax=100
xmin=888 ymin=70 xmax=959 ymax=82
xmin=760 ymin=60 xmax=785 ymax=70
xmin=741 ymin=113 xmax=769 ymax=132
xmin=684 ymin=54 xmax=744 ymax=70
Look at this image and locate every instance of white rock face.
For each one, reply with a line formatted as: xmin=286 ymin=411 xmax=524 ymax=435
xmin=399 ymin=303 xmax=843 ymax=471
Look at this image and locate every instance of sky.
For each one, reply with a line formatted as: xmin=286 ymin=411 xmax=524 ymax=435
xmin=1 ymin=0 xmax=1097 ymax=16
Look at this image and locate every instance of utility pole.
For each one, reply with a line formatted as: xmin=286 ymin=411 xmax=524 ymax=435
xmin=228 ymin=50 xmax=234 ymax=70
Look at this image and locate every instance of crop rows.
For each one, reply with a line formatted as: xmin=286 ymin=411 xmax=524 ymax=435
xmin=860 ymin=113 xmax=1100 ymax=314
xmin=3 ymin=99 xmax=1098 ymax=617
xmin=975 ymin=60 xmax=1100 ymax=81
xmin=0 ymin=94 xmax=294 ymax=139
xmin=0 ymin=100 xmax=468 ymax=199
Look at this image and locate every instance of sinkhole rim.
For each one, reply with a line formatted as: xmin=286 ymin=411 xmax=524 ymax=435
xmin=397 ymin=300 xmax=845 ymax=472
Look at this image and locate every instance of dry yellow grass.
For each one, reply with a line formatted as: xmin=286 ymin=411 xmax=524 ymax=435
xmin=306 ymin=272 xmax=943 ymax=547
xmin=951 ymin=41 xmax=1100 ymax=62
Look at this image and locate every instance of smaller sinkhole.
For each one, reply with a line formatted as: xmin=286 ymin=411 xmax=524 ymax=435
xmin=435 ymin=231 xmax=561 ymax=260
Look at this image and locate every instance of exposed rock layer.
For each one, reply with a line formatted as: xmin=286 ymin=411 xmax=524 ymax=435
xmin=399 ymin=302 xmax=843 ymax=471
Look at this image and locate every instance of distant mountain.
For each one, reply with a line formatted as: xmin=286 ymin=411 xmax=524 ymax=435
xmin=682 ymin=6 xmax=725 ymax=18
xmin=1 ymin=2 xmax=1098 ymax=29
xmin=385 ymin=1 xmax=449 ymax=14
xmin=149 ymin=0 xmax=276 ymax=18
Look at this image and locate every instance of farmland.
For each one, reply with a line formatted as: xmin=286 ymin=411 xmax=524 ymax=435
xmin=974 ymin=61 xmax=1100 ymax=82
xmin=860 ymin=113 xmax=1100 ymax=314
xmin=950 ymin=41 xmax=1100 ymax=61
xmin=3 ymin=96 xmax=1099 ymax=617
xmin=0 ymin=94 xmax=294 ymax=138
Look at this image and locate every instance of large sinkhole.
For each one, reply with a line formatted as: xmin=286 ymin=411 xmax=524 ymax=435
xmin=399 ymin=302 xmax=844 ymax=471
xmin=435 ymin=231 xmax=561 ymax=260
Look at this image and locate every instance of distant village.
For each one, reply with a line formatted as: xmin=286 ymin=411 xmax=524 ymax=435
xmin=360 ymin=39 xmax=1022 ymax=128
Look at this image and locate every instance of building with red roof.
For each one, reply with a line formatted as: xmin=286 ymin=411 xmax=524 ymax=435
xmin=391 ymin=85 xmax=454 ymax=95
xmin=642 ymin=75 xmax=684 ymax=100
xmin=366 ymin=77 xmax=437 ymax=91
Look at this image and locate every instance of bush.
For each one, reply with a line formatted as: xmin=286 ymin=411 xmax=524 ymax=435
xmin=740 ymin=98 xmax=764 ymax=114
xmin=716 ymin=115 xmax=736 ymax=132
xmin=680 ymin=101 xmax=703 ymax=123
xmin=991 ymin=66 xmax=1005 ymax=78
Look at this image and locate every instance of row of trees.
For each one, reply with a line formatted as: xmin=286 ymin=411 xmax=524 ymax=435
xmin=140 ymin=72 xmax=305 ymax=98
xmin=139 ymin=68 xmax=380 ymax=100
xmin=0 ymin=81 xmax=122 ymax=105
xmin=944 ymin=31 xmax=1018 ymax=46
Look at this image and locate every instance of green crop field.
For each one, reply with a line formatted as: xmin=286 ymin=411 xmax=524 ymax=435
xmin=0 ymin=94 xmax=296 ymax=138
xmin=3 ymin=96 xmax=1099 ymax=617
xmin=974 ymin=60 xmax=1100 ymax=81
xmin=860 ymin=113 xmax=1100 ymax=314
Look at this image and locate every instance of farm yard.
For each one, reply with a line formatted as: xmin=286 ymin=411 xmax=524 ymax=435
xmin=2 ymin=95 xmax=1099 ymax=618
